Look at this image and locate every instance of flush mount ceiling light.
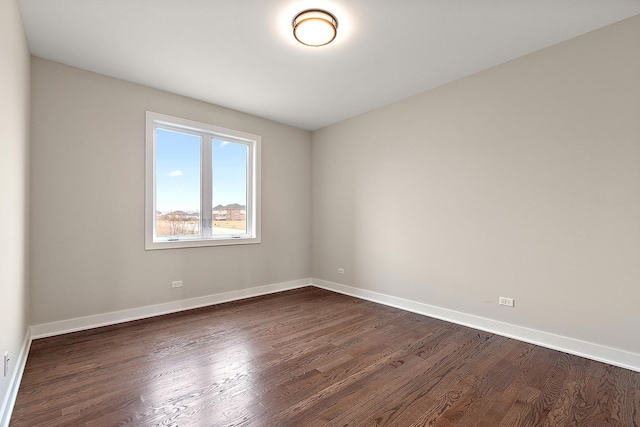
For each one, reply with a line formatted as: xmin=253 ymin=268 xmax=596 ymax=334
xmin=292 ymin=9 xmax=338 ymax=47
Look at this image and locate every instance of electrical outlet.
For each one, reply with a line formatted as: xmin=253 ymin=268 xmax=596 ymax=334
xmin=337 ymin=268 xmax=345 ymax=275
xmin=499 ymin=297 xmax=515 ymax=307
xmin=3 ymin=351 xmax=8 ymax=377
xmin=172 ymin=281 xmax=183 ymax=288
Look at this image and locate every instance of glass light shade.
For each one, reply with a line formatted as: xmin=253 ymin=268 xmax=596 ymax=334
xmin=293 ymin=9 xmax=338 ymax=47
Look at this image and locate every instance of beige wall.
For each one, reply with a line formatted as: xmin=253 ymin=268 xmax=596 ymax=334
xmin=30 ymin=58 xmax=312 ymax=324
xmin=0 ymin=0 xmax=30 ymax=416
xmin=312 ymin=16 xmax=640 ymax=355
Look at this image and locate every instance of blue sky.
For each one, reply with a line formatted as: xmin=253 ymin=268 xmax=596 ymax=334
xmin=156 ymin=129 xmax=247 ymax=213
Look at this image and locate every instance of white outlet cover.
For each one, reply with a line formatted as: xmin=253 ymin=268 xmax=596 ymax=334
xmin=499 ymin=297 xmax=515 ymax=307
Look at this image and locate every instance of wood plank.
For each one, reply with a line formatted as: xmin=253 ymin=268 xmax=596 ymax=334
xmin=10 ymin=287 xmax=640 ymax=426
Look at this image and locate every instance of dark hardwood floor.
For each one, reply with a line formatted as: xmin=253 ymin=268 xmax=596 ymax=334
xmin=10 ymin=287 xmax=640 ymax=426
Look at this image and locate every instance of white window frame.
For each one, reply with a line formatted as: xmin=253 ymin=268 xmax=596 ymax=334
xmin=145 ymin=111 xmax=261 ymax=250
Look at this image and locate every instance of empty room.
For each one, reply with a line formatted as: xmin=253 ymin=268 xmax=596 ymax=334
xmin=1 ymin=0 xmax=639 ymax=425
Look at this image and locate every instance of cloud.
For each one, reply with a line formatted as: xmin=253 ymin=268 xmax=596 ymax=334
xmin=167 ymin=170 xmax=183 ymax=177
xmin=220 ymin=140 xmax=231 ymax=148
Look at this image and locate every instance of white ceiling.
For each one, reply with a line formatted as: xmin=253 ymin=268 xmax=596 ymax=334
xmin=18 ymin=1 xmax=640 ymax=131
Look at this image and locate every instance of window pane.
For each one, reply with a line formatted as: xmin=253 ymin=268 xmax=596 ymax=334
xmin=155 ymin=129 xmax=202 ymax=238
xmin=212 ymin=139 xmax=248 ymax=235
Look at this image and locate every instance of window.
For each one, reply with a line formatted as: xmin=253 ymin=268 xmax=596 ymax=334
xmin=145 ymin=112 xmax=261 ymax=249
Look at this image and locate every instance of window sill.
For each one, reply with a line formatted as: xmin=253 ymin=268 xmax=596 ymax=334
xmin=145 ymin=236 xmax=261 ymax=250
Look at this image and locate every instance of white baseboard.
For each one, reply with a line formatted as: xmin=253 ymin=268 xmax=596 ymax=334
xmin=31 ymin=279 xmax=312 ymax=339
xmin=0 ymin=328 xmax=32 ymax=427
xmin=312 ymin=278 xmax=640 ymax=373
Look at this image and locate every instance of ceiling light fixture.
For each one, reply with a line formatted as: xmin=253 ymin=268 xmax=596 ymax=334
xmin=292 ymin=9 xmax=338 ymax=47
